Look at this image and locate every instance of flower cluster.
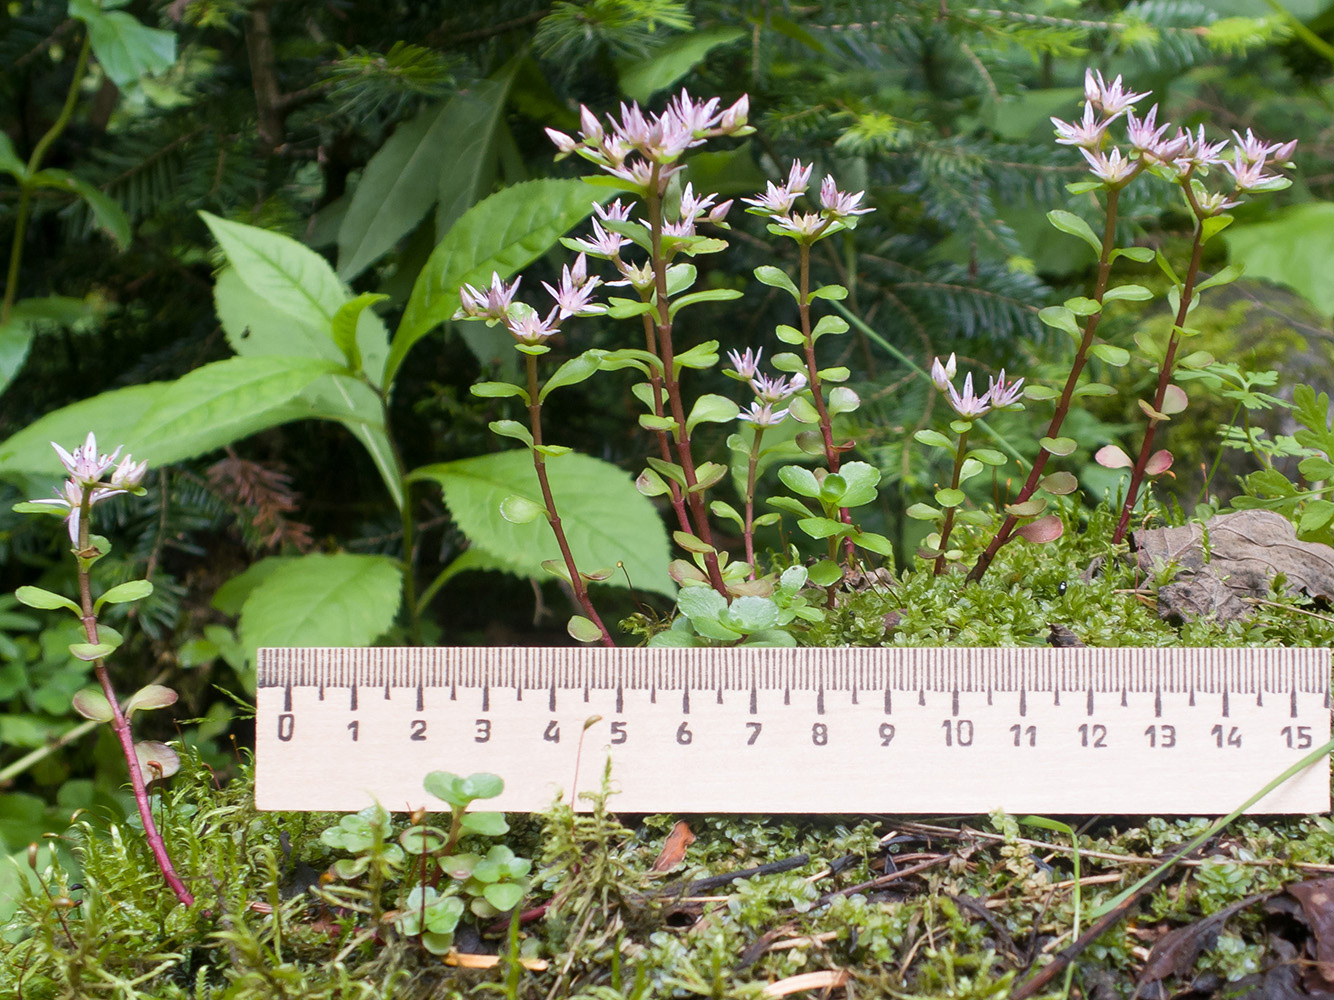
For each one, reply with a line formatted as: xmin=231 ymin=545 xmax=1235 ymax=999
xmin=31 ymin=433 xmax=148 ymax=544
xmin=930 ymin=354 xmax=1024 ymax=419
xmin=546 ymin=90 xmax=752 ymax=193
xmin=1051 ymin=69 xmax=1296 ymax=202
xmin=454 ymin=254 xmax=604 ymax=348
xmin=725 ymin=348 xmax=807 ymax=427
xmin=742 ymin=160 xmax=873 ymax=242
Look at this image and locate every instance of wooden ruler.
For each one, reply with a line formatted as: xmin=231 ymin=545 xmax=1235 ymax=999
xmin=254 ymin=646 xmax=1331 ymax=814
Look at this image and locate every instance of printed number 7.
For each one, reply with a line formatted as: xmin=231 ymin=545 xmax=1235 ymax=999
xmin=746 ymin=722 xmax=762 ymax=745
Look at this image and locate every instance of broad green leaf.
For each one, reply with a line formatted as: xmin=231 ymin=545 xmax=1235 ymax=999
xmin=1038 ymin=306 xmax=1080 ymax=339
xmin=32 ymin=169 xmax=130 ymax=249
xmin=1112 ymin=246 xmax=1154 ymax=263
xmin=914 ymin=429 xmax=953 ymax=449
xmin=94 ymin=579 xmax=153 ymax=613
xmin=1226 ymin=203 xmax=1334 ymax=316
xmin=618 ymin=26 xmax=745 ymax=102
xmin=214 ymin=265 xmax=390 ymax=387
xmin=203 ymin=212 xmax=346 ymax=327
xmin=1040 ymin=471 xmax=1079 ymax=495
xmin=935 ymin=488 xmax=965 ymax=508
xmin=0 ymin=319 xmax=35 ymax=398
xmin=567 ymin=615 xmax=603 ymax=643
xmin=124 ymin=683 xmax=177 ymax=715
xmin=1040 ymin=436 xmax=1077 ymax=456
xmin=15 ymin=586 xmax=80 ymax=615
xmin=409 ymin=451 xmax=672 ymax=597
xmin=1047 ymin=210 xmax=1102 ymax=255
xmin=128 ymin=356 xmax=344 ymax=466
xmin=1201 ymin=214 xmax=1234 ymax=242
xmin=500 ymin=494 xmax=545 ymax=524
xmin=1194 ymin=263 xmax=1244 ymax=294
xmin=777 ymin=465 xmax=820 ymax=498
xmin=827 ymin=386 xmax=860 ymax=415
xmin=1089 ymin=344 xmax=1130 ymax=366
xmin=540 ymin=352 xmax=604 ymax=403
xmin=668 ymin=288 xmax=744 ymax=320
xmin=439 ymin=66 xmax=522 ymax=236
xmin=678 ymin=587 xmax=727 ymax=621
xmin=489 ymin=419 xmax=534 ymax=447
xmin=753 ymin=265 xmax=799 ymax=299
xmin=0 ymin=383 xmax=146 ymax=478
xmin=838 ymin=462 xmax=881 ymax=507
xmin=724 ymin=595 xmax=780 ymax=632
xmin=72 ymin=689 xmax=114 ymax=723
xmin=238 ymin=553 xmax=402 ymax=659
xmin=0 ymin=131 xmax=24 ymax=178
xmin=331 ymin=293 xmax=387 ymax=371
xmin=1102 ymin=284 xmax=1153 ymax=302
xmin=393 ymin=179 xmax=618 ymax=383
xmin=69 ymin=0 xmax=176 ymax=86
xmin=685 ymin=394 xmax=740 ymax=436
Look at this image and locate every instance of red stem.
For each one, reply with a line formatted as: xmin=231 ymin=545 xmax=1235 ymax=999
xmin=965 ymin=186 xmax=1125 ymax=585
xmin=1112 ymin=212 xmax=1207 ymax=544
xmin=76 ymin=489 xmax=193 ymax=906
xmin=639 ymin=310 xmax=693 ymax=535
xmin=743 ymin=426 xmax=764 ymax=577
xmin=526 ymin=356 xmax=615 ymax=646
xmin=646 ymin=170 xmax=728 ymax=596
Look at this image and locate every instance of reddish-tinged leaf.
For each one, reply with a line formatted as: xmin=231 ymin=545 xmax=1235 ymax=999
xmin=1016 ymin=515 xmax=1063 ymax=544
xmin=1161 ymin=384 xmax=1188 ymax=415
xmin=1095 ymin=444 xmax=1133 ymax=469
xmin=761 ymin=970 xmax=850 ymax=997
xmin=1145 ymin=450 xmax=1174 ymax=476
xmin=650 ymin=820 xmax=696 ymax=873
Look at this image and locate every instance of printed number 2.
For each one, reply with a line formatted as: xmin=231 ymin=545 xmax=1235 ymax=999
xmin=410 ymin=719 xmax=426 ymax=741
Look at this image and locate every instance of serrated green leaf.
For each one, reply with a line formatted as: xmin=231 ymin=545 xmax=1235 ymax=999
xmin=617 ymin=25 xmax=745 ymax=101
xmin=410 ymin=451 xmax=672 ymax=596
xmin=238 ymin=554 xmax=401 ymax=661
xmin=393 ymin=179 xmax=620 ymax=382
xmin=69 ymin=0 xmax=176 ymax=86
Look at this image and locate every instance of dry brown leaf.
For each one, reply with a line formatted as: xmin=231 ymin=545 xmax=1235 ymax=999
xmin=761 ymin=969 xmax=850 ymax=997
xmin=650 ymin=820 xmax=696 ymax=873
xmin=1287 ymin=878 xmax=1334 ymax=990
xmin=1134 ymin=510 xmax=1334 ymax=623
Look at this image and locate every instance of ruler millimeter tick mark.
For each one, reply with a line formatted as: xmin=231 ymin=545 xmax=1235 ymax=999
xmin=255 ymin=646 xmax=1331 ymax=815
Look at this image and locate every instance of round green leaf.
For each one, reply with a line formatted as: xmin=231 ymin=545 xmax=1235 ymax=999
xmin=567 ymin=615 xmax=603 ymax=643
xmin=935 ymin=488 xmax=965 ymax=508
xmin=1040 ymin=436 xmax=1077 ymax=457
xmin=72 ymin=688 xmax=114 ymax=723
xmin=483 ymin=881 xmax=526 ymax=912
xmin=500 ymin=494 xmax=546 ymax=524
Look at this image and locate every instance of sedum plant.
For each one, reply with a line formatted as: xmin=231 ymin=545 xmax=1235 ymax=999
xmin=12 ymin=435 xmax=193 ymax=905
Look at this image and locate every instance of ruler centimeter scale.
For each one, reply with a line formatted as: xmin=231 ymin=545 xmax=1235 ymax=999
xmin=255 ymin=647 xmax=1332 ymax=815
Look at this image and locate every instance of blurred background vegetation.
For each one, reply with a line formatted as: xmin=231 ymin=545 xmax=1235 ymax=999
xmin=1 ymin=0 xmax=1332 ymax=893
